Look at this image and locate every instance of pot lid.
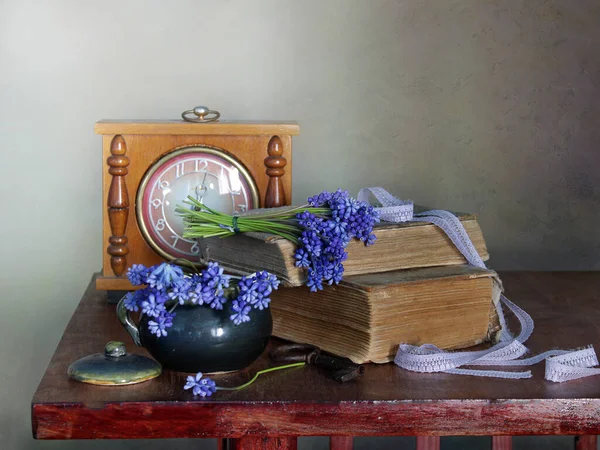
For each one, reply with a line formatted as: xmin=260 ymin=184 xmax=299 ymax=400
xmin=67 ymin=341 xmax=161 ymax=385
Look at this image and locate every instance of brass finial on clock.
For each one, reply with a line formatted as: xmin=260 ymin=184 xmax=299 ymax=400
xmin=181 ymin=106 xmax=220 ymax=123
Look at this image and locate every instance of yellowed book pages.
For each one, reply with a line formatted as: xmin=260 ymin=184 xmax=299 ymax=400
xmin=270 ymin=265 xmax=501 ymax=364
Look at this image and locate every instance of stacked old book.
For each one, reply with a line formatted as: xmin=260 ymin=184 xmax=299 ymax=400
xmin=200 ymin=210 xmax=501 ymax=364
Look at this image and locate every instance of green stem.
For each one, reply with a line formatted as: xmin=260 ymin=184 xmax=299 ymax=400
xmin=177 ymin=195 xmax=331 ymax=245
xmin=215 ymin=362 xmax=305 ymax=391
xmin=170 ymin=258 xmax=201 ymax=274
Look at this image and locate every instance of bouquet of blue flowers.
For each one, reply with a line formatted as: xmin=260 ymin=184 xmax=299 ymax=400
xmin=123 ymin=261 xmax=280 ymax=337
xmin=178 ymin=189 xmax=379 ymax=291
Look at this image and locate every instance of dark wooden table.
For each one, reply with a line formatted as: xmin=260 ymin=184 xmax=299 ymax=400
xmin=32 ymin=272 xmax=600 ymax=450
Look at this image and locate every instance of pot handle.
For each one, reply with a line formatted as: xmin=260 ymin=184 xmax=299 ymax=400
xmin=117 ymin=295 xmax=142 ymax=347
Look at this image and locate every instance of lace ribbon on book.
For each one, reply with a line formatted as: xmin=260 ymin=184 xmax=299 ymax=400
xmin=357 ymin=187 xmax=600 ymax=382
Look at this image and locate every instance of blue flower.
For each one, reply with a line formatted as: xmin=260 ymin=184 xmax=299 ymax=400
xmin=187 ymin=274 xmax=204 ymax=305
xmin=147 ymin=263 xmax=184 ymax=291
xmin=296 ymin=211 xmax=318 ymax=229
xmin=323 ymin=260 xmax=344 ymax=285
xmin=259 ymin=270 xmax=280 ymax=289
xmin=196 ymin=283 xmax=227 ymax=309
xmin=294 ymin=247 xmax=311 ymax=268
xmin=208 ymin=293 xmax=227 ymax=310
xmin=292 ymin=190 xmax=379 ymax=291
xmin=202 ymin=262 xmax=230 ymax=290
xmin=299 ymin=230 xmax=322 ymax=257
xmin=325 ymin=218 xmax=348 ymax=237
xmin=193 ymin=262 xmax=231 ymax=309
xmin=147 ymin=312 xmax=174 ymax=337
xmin=306 ymin=269 xmax=323 ymax=292
xmin=253 ymin=295 xmax=271 ymax=310
xmin=236 ymin=271 xmax=279 ymax=314
xmin=123 ymin=291 xmax=140 ymax=312
xmin=230 ymin=300 xmax=252 ymax=325
xmin=366 ymin=233 xmax=377 ymax=246
xmin=238 ymin=276 xmax=259 ymax=305
xmin=324 ymin=236 xmax=347 ymax=259
xmin=307 ymin=190 xmax=332 ymax=206
xmin=141 ymin=292 xmax=167 ymax=318
xmin=127 ymin=264 xmax=148 ymax=286
xmin=184 ymin=372 xmax=217 ymax=397
xmin=201 ymin=287 xmax=218 ymax=306
xmin=168 ymin=278 xmax=191 ymax=305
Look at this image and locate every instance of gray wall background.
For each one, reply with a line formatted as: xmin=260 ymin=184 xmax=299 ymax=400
xmin=1 ymin=0 xmax=599 ymax=449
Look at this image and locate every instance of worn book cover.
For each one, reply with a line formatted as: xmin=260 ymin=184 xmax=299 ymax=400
xmin=200 ymin=212 xmax=489 ymax=286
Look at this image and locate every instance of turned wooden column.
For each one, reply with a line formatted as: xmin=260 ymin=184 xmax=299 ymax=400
xmin=106 ymin=135 xmax=130 ymax=276
xmin=264 ymin=136 xmax=287 ymax=207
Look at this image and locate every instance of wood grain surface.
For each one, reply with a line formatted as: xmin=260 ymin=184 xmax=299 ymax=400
xmin=32 ymin=272 xmax=600 ymax=440
xmin=95 ymin=121 xmax=300 ymax=136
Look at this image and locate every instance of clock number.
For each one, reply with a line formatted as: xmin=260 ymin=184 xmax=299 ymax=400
xmin=151 ymin=198 xmax=162 ymax=209
xmin=159 ymin=180 xmax=170 ymax=190
xmin=195 ymin=159 xmax=208 ymax=172
xmin=156 ymin=218 xmax=166 ymax=231
xmin=176 ymin=162 xmax=185 ymax=178
xmin=171 ymin=235 xmax=180 ymax=248
xmin=228 ymin=168 xmax=243 ymax=193
xmin=190 ymin=242 xmax=200 ymax=255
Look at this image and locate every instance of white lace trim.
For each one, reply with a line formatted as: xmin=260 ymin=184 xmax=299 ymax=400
xmin=359 ymin=187 xmax=600 ymax=383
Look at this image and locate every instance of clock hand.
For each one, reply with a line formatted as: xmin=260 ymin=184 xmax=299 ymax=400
xmin=194 ymin=171 xmax=209 ymax=203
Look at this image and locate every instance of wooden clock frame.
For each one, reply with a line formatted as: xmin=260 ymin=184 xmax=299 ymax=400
xmin=95 ymin=120 xmax=300 ymax=291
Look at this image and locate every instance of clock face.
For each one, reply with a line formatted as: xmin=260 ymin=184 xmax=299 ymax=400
xmin=137 ymin=146 xmax=259 ymax=260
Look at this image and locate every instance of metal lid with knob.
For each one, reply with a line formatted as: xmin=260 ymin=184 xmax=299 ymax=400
xmin=67 ymin=341 xmax=162 ymax=386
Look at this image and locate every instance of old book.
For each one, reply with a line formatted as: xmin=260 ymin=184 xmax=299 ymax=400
xmin=199 ymin=212 xmax=489 ymax=286
xmin=270 ymin=265 xmax=502 ymax=364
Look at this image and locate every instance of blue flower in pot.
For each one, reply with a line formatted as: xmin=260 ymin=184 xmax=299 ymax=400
xmin=117 ymin=261 xmax=278 ymax=373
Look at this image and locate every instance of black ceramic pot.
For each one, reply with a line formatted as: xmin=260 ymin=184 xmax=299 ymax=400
xmin=117 ymin=297 xmax=272 ymax=373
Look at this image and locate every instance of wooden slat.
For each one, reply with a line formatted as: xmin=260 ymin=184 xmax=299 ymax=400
xmin=95 ymin=120 xmax=300 ymax=136
xmin=492 ymin=436 xmax=512 ymax=450
xmin=575 ymin=435 xmax=597 ymax=450
xmin=228 ymin=436 xmax=297 ymax=450
xmin=330 ymin=436 xmax=353 ymax=450
xmin=416 ymin=436 xmax=440 ymax=450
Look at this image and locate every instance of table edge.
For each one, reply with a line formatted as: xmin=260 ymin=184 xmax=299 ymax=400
xmin=32 ymin=397 xmax=600 ymax=439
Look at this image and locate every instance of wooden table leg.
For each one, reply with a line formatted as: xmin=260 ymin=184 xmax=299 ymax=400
xmin=575 ymin=435 xmax=598 ymax=450
xmin=225 ymin=437 xmax=297 ymax=450
xmin=492 ymin=436 xmax=512 ymax=450
xmin=330 ymin=436 xmax=353 ymax=450
xmin=416 ymin=436 xmax=440 ymax=450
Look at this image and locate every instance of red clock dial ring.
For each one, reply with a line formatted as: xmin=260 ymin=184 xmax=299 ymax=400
xmin=136 ymin=146 xmax=259 ymax=261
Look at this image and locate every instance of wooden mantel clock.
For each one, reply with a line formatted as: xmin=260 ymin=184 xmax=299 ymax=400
xmin=96 ymin=111 xmax=299 ymax=291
